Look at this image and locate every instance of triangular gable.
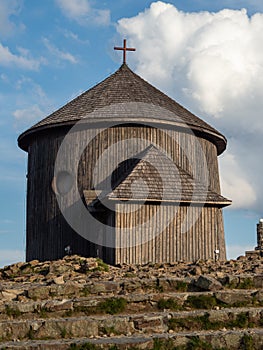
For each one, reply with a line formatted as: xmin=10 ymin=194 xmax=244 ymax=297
xmin=108 ymin=145 xmax=231 ymax=207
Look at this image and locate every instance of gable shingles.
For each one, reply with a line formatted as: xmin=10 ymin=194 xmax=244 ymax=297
xmin=109 ymin=145 xmax=231 ymax=207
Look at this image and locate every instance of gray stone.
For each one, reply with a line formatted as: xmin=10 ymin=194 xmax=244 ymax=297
xmin=15 ymin=301 xmax=36 ymax=313
xmin=27 ymin=286 xmax=50 ymax=300
xmin=99 ymin=317 xmax=133 ymax=335
xmin=215 ymin=291 xmax=252 ymax=305
xmin=49 ymin=281 xmax=81 ymax=297
xmin=133 ymin=315 xmax=166 ymax=333
xmin=44 ymin=299 xmax=73 ymax=312
xmin=195 ymin=275 xmax=223 ymax=291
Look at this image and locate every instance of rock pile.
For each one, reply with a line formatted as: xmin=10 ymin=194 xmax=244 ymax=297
xmin=0 ymin=255 xmax=262 ymax=349
xmin=1 ymin=254 xmax=262 ymax=283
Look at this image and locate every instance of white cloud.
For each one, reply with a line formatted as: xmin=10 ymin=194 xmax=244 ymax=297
xmin=13 ymin=105 xmax=45 ymax=124
xmin=43 ymin=38 xmax=78 ymax=64
xmin=55 ymin=0 xmax=110 ymax=26
xmin=0 ymin=0 xmax=22 ymax=36
xmin=12 ymin=78 xmax=53 ymax=131
xmin=219 ymin=153 xmax=256 ymax=209
xmin=0 ymin=43 xmax=42 ymax=70
xmin=62 ymin=29 xmax=89 ymax=44
xmin=56 ymin=0 xmax=90 ymax=17
xmin=0 ymin=250 xmax=25 ymax=268
xmin=117 ymin=2 xmax=263 ymax=212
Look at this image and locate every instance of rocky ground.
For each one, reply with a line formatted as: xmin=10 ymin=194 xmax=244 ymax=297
xmin=0 ymin=255 xmax=262 ymax=349
xmin=1 ymin=254 xmax=262 ymax=283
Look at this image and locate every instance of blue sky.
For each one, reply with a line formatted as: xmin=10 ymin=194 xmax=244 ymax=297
xmin=1 ymin=0 xmax=263 ymax=267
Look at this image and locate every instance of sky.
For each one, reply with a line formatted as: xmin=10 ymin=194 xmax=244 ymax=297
xmin=1 ymin=0 xmax=263 ymax=267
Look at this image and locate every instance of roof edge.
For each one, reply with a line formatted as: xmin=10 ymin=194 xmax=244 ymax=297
xmin=17 ymin=118 xmax=227 ymax=154
xmin=107 ymin=196 xmax=232 ymax=207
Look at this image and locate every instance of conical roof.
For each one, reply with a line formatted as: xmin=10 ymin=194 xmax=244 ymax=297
xmin=18 ymin=63 xmax=226 ymax=153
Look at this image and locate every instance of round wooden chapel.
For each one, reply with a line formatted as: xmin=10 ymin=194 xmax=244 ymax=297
xmin=18 ymin=45 xmax=231 ymax=264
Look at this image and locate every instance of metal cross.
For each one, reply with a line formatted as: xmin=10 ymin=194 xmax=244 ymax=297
xmin=114 ymin=39 xmax=136 ymax=64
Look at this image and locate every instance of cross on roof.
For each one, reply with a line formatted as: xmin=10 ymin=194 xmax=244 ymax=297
xmin=114 ymin=39 xmax=136 ymax=64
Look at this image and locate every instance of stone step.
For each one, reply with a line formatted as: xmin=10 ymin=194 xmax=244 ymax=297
xmin=1 ymin=273 xmax=262 ymax=303
xmin=0 ymin=307 xmax=262 ymax=342
xmin=1 ymin=328 xmax=263 ymax=350
xmin=0 ymin=289 xmax=262 ymax=320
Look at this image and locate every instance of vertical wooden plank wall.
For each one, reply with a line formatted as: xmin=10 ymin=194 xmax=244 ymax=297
xmin=26 ymin=124 xmax=226 ymax=263
xmin=115 ymin=204 xmax=225 ymax=264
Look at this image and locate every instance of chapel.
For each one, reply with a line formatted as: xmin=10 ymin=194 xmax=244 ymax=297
xmin=18 ymin=41 xmax=231 ymax=264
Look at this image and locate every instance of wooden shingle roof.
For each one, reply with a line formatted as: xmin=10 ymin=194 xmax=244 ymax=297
xmin=108 ymin=145 xmax=231 ymax=207
xmin=18 ymin=63 xmax=226 ymax=154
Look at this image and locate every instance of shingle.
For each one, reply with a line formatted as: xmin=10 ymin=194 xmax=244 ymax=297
xmin=108 ymin=145 xmax=231 ymax=207
xmin=18 ymin=64 xmax=226 ymax=154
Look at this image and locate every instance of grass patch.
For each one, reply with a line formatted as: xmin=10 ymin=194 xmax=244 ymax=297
xmin=39 ymin=307 xmax=49 ymax=318
xmin=186 ymin=295 xmax=219 ymax=309
xmin=184 ymin=336 xmax=213 ymax=350
xmin=226 ymin=277 xmax=254 ymax=290
xmin=231 ymin=300 xmax=250 ymax=308
xmin=71 ymin=298 xmax=128 ymax=316
xmin=80 ymin=286 xmax=91 ymax=297
xmin=238 ymin=278 xmax=254 ymax=289
xmin=230 ymin=312 xmax=249 ymax=328
xmin=176 ymin=280 xmax=188 ymax=292
xmin=74 ymin=305 xmax=95 ymax=315
xmin=169 ymin=313 xmax=217 ymax=331
xmin=95 ymin=258 xmax=109 ymax=272
xmin=157 ymin=298 xmax=181 ymax=311
xmin=240 ymin=334 xmax=254 ymax=350
xmin=97 ymin=297 xmax=127 ymax=315
xmin=5 ymin=305 xmax=22 ymax=318
xmin=168 ymin=311 xmax=251 ymax=332
xmin=124 ymin=272 xmax=137 ymax=278
xmin=168 ymin=312 xmax=254 ymax=331
xmin=60 ymin=327 xmax=67 ymax=338
xmin=64 ymin=309 xmax=74 ymax=317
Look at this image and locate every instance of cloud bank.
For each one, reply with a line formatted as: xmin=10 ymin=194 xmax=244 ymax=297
xmin=117 ymin=2 xmax=263 ymax=213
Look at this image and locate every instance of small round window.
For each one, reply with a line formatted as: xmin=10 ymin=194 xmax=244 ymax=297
xmin=54 ymin=171 xmax=74 ymax=195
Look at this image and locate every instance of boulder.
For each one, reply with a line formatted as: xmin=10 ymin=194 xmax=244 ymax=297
xmin=195 ymin=275 xmax=223 ymax=291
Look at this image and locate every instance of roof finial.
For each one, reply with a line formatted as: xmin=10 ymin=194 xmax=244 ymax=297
xmin=114 ymin=39 xmax=136 ymax=64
